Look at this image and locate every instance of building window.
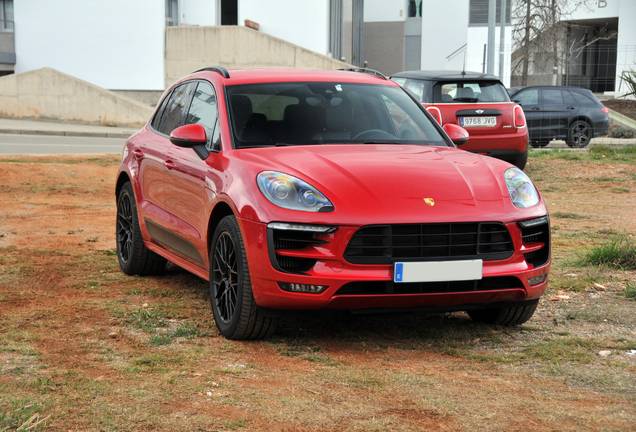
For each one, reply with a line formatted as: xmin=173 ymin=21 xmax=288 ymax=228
xmin=0 ymin=0 xmax=14 ymax=32
xmin=469 ymin=0 xmax=511 ymax=26
xmin=166 ymin=0 xmax=178 ymax=27
xmin=407 ymin=0 xmax=422 ymax=18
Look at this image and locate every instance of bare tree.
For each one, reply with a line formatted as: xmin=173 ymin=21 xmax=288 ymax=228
xmin=510 ymin=0 xmax=612 ymax=86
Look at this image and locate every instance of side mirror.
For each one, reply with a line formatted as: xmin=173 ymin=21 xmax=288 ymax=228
xmin=169 ymin=124 xmax=207 ymax=148
xmin=443 ymin=123 xmax=469 ymax=146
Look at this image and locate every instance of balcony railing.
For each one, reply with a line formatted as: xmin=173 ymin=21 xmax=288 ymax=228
xmin=1 ymin=20 xmax=14 ymax=33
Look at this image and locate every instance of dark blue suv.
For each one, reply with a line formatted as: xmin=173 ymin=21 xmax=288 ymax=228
xmin=508 ymin=86 xmax=609 ymax=148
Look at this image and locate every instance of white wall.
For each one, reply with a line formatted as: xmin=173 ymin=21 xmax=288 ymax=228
xmin=238 ymin=0 xmax=330 ymax=55
xmin=616 ymin=0 xmax=636 ymax=97
xmin=14 ymin=0 xmax=165 ymax=91
xmin=364 ymin=0 xmax=406 ymax=23
xmin=181 ymin=0 xmax=218 ymax=26
xmin=420 ymin=0 xmax=469 ymax=71
xmin=465 ymin=26 xmax=512 ymax=86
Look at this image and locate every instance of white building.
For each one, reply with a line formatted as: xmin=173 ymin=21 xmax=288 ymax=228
xmin=2 ymin=0 xmax=634 ymax=95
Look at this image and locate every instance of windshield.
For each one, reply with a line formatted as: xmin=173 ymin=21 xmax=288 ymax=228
xmin=433 ymin=81 xmax=510 ymax=103
xmin=226 ymin=82 xmax=448 ymax=149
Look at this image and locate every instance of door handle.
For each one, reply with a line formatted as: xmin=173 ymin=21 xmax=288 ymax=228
xmin=164 ymin=160 xmax=176 ymax=170
xmin=567 ymin=106 xmax=576 ymax=110
xmin=132 ymin=149 xmax=144 ymax=160
xmin=531 ymin=107 xmax=541 ymax=111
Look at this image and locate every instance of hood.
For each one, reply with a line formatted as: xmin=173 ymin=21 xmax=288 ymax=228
xmin=230 ymin=144 xmax=542 ymax=225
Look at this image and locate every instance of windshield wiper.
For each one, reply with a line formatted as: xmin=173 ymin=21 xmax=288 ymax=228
xmin=361 ymin=140 xmax=402 ymax=144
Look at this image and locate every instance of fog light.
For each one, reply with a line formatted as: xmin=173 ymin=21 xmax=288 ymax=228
xmin=528 ymin=274 xmax=548 ymax=286
xmin=279 ymin=282 xmax=328 ymax=294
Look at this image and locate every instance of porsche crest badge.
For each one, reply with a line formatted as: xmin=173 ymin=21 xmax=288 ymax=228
xmin=424 ymin=198 xmax=435 ymax=206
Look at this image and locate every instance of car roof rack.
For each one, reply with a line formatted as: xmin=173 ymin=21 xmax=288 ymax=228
xmin=192 ymin=66 xmax=230 ymax=79
xmin=339 ymin=67 xmax=387 ymax=80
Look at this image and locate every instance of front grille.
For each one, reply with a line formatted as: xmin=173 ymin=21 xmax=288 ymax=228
xmin=344 ymin=222 xmax=513 ymax=264
xmin=519 ymin=217 xmax=550 ymax=268
xmin=336 ymin=276 xmax=523 ymax=295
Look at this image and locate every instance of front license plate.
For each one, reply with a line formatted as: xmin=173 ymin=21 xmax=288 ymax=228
xmin=461 ymin=116 xmax=496 ymax=127
xmin=394 ymin=260 xmax=483 ymax=283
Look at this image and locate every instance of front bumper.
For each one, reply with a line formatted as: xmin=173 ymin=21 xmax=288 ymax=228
xmin=238 ymin=217 xmax=550 ymax=312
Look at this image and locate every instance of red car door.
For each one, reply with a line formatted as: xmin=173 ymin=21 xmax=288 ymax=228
xmin=164 ymin=80 xmax=222 ymax=269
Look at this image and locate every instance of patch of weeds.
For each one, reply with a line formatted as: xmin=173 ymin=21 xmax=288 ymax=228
xmin=593 ymin=177 xmax=616 ymax=182
xmin=580 ymin=235 xmax=636 ymax=270
xmin=149 ymin=334 xmax=173 ymax=346
xmin=123 ymin=307 xmax=167 ymax=331
xmin=104 ymin=249 xmax=117 ymax=256
xmin=552 ymin=211 xmax=586 ymax=220
xmin=611 ymin=187 xmax=630 ymax=193
xmin=625 ymin=281 xmax=636 ymax=299
xmin=0 ymin=398 xmax=49 ymax=431
xmin=123 ymin=288 xmax=142 ymax=296
xmin=226 ymin=419 xmax=248 ymax=429
xmin=523 ymin=338 xmax=602 ymax=364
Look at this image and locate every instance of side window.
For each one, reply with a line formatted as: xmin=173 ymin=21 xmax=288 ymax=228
xmin=185 ymin=81 xmax=219 ymax=150
xmin=391 ymin=77 xmax=407 ymax=87
xmin=158 ymin=82 xmax=196 ymax=136
xmin=516 ymin=89 xmax=538 ymax=106
xmin=571 ymin=91 xmax=596 ymax=105
xmin=404 ymin=80 xmax=425 ymax=102
xmin=542 ymin=89 xmax=564 ymax=104
xmin=563 ymin=90 xmax=577 ymax=105
xmin=151 ymin=90 xmax=172 ymax=131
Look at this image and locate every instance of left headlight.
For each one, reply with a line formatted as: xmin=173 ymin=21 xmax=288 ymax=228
xmin=257 ymin=171 xmax=334 ymax=212
xmin=504 ymin=168 xmax=540 ymax=208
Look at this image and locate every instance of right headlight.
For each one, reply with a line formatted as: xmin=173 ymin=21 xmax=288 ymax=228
xmin=257 ymin=171 xmax=334 ymax=212
xmin=504 ymin=168 xmax=540 ymax=208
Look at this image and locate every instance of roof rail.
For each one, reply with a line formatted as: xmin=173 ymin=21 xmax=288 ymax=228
xmin=192 ymin=66 xmax=230 ymax=79
xmin=339 ymin=67 xmax=387 ymax=80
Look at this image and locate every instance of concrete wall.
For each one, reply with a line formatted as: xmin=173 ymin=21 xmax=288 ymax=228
xmin=13 ymin=0 xmax=165 ymax=91
xmin=164 ymin=25 xmax=352 ymax=88
xmin=238 ymin=0 xmax=330 ymax=55
xmin=0 ymin=68 xmax=154 ymax=127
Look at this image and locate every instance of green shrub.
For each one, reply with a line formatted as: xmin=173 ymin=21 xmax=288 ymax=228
xmin=609 ymin=126 xmax=636 ymax=139
xmin=581 ymin=236 xmax=636 ymax=270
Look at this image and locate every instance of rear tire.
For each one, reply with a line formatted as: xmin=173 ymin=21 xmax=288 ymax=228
xmin=116 ymin=182 xmax=167 ymax=276
xmin=210 ymin=216 xmax=277 ymax=340
xmin=467 ymin=302 xmax=538 ymax=326
xmin=567 ymin=120 xmax=592 ymax=148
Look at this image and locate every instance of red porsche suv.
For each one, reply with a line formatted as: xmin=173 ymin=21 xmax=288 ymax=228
xmin=116 ymin=67 xmax=550 ymax=339
xmin=391 ymin=70 xmax=529 ymax=169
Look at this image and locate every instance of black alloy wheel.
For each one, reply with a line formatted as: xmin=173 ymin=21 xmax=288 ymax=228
xmin=116 ymin=182 xmax=166 ymax=276
xmin=567 ymin=120 xmax=592 ymax=148
xmin=209 ymin=216 xmax=277 ymax=340
xmin=212 ymin=230 xmax=239 ymax=325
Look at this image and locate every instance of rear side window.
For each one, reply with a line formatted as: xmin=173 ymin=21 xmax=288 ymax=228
xmin=433 ymin=81 xmax=509 ymax=103
xmin=403 ymin=80 xmax=426 ymax=102
xmin=157 ymin=82 xmax=196 ymax=136
xmin=542 ymin=89 xmax=563 ymax=104
xmin=571 ymin=91 xmax=597 ymax=105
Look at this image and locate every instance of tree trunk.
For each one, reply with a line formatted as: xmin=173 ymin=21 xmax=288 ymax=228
xmin=522 ymin=0 xmax=531 ymax=85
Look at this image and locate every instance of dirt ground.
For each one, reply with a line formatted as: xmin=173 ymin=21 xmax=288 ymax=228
xmin=0 ymin=154 xmax=635 ymax=431
xmin=604 ymin=99 xmax=636 ymax=121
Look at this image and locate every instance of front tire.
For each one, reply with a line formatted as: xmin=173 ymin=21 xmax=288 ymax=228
xmin=467 ymin=302 xmax=538 ymax=326
xmin=116 ymin=182 xmax=166 ymax=276
xmin=210 ymin=216 xmax=277 ymax=340
xmin=567 ymin=120 xmax=592 ymax=148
